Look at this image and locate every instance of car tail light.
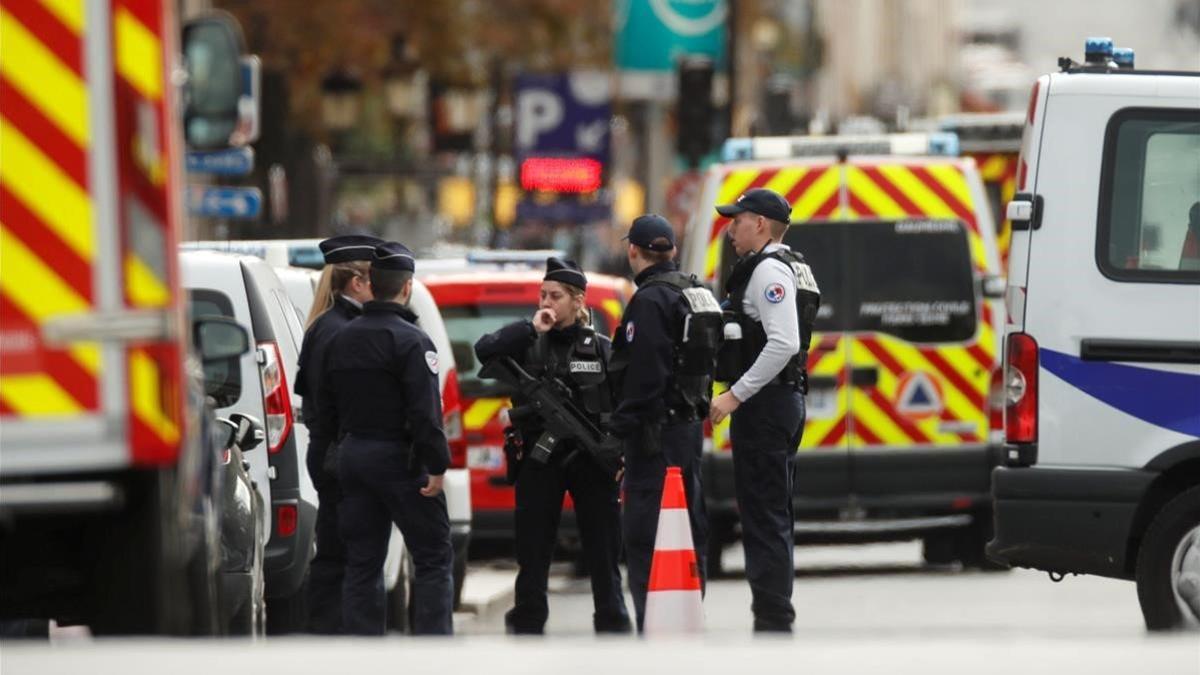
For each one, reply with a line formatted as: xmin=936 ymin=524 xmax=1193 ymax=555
xmin=258 ymin=341 xmax=293 ymax=454
xmin=988 ymin=367 xmax=1005 ymax=433
xmin=1004 ymin=332 xmax=1038 ymax=445
xmin=442 ymin=368 xmax=467 ymax=469
xmin=275 ymin=503 xmax=298 ymax=538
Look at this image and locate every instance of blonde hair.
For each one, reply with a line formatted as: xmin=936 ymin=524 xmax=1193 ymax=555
xmin=306 ymin=260 xmax=370 ymax=329
xmin=564 ymin=283 xmax=591 ymax=326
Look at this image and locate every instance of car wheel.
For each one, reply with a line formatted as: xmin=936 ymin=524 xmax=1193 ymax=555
xmin=1136 ymin=485 xmax=1200 ymax=632
xmin=229 ymin=533 xmax=266 ymax=638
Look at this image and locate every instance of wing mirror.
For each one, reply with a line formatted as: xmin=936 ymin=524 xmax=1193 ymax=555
xmin=181 ymin=12 xmax=245 ymax=149
xmin=450 ymin=340 xmax=476 ymax=373
xmin=228 ymin=412 xmax=264 ymax=452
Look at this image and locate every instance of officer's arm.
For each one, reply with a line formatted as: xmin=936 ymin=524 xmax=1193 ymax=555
xmin=401 ymin=337 xmax=451 ymax=476
xmin=315 ymin=336 xmax=341 ymax=443
xmin=609 ymin=293 xmax=673 ymax=438
xmin=474 ymin=319 xmax=537 ymax=363
xmin=730 ymin=260 xmax=801 ymax=403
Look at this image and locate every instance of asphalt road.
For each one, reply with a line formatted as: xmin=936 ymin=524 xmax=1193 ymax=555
xmin=3 ymin=543 xmax=1197 ymax=675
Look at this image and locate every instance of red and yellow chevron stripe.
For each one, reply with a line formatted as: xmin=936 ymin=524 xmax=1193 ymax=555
xmin=970 ymin=152 xmax=1018 ymax=268
xmin=0 ymin=0 xmax=100 ymax=417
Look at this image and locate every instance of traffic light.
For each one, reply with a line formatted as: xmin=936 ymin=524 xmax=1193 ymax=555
xmin=676 ymin=56 xmax=715 ymax=167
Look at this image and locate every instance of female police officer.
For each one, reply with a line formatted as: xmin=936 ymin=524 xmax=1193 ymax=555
xmin=293 ymin=234 xmax=380 ymax=633
xmin=474 ymin=258 xmax=632 ymax=635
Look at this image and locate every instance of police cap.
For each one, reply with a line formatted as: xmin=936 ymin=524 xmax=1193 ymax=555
xmin=320 ymin=234 xmax=384 ymax=264
xmin=372 ymin=241 xmax=415 ymax=272
xmin=715 ymin=187 xmax=792 ymax=225
xmin=544 ymin=257 xmax=587 ymax=290
xmin=622 ymin=213 xmax=676 ymax=252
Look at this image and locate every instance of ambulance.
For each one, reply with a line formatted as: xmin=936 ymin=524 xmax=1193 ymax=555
xmin=681 ymin=133 xmax=1007 ymax=573
xmin=0 ymin=4 xmax=249 ymax=633
xmin=987 ymin=39 xmax=1200 ymax=631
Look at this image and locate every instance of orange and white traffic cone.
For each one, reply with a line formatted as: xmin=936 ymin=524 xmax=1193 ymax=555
xmin=643 ymin=466 xmax=704 ymax=635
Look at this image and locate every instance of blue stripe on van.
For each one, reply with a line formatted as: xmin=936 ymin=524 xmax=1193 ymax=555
xmin=1041 ymin=348 xmax=1200 ymax=438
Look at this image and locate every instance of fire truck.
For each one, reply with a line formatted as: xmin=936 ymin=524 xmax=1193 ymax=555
xmin=0 ymin=2 xmax=248 ymax=634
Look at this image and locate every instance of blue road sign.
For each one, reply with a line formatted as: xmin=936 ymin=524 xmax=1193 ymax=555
xmin=514 ymin=72 xmax=611 ymax=164
xmin=614 ymin=0 xmax=728 ymax=72
xmin=188 ymin=186 xmax=263 ymax=219
xmin=186 ymin=147 xmax=255 ymax=176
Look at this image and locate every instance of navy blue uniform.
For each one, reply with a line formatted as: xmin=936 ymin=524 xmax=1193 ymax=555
xmin=474 ymin=320 xmax=631 ymax=634
xmin=320 ymin=300 xmax=453 ymax=635
xmin=610 ymin=261 xmax=708 ymax=631
xmin=294 ymin=294 xmax=360 ymax=634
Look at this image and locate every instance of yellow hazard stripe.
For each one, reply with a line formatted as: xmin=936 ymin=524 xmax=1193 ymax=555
xmin=0 ymin=225 xmax=89 ymax=321
xmin=600 ymin=298 xmax=623 ymax=325
xmin=129 ymin=349 xmax=180 ymax=444
xmin=873 ymin=339 xmax=985 ymax=425
xmin=845 ymin=166 xmax=907 ymax=218
xmin=0 ymin=121 xmax=94 ymax=260
xmin=0 ymin=373 xmax=84 ymax=416
xmin=0 ymin=8 xmax=89 ymax=146
xmin=463 ymin=398 xmax=506 ymax=431
xmin=125 ymin=253 xmax=171 ymax=308
xmin=38 ymin=0 xmax=84 ymax=33
xmin=792 ymin=167 xmax=839 ymax=220
xmin=874 ymin=165 xmax=987 ymax=270
xmin=924 ymin=164 xmax=973 ymax=211
xmin=114 ymin=6 xmax=163 ymax=101
xmin=714 ymin=170 xmax=762 ymax=211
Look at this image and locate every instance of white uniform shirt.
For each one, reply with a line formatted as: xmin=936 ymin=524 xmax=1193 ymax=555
xmin=730 ymin=242 xmax=802 ymax=403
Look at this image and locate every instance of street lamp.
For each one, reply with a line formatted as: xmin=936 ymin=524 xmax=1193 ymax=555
xmin=381 ymin=35 xmax=427 ymax=160
xmin=320 ymin=65 xmax=362 ymax=147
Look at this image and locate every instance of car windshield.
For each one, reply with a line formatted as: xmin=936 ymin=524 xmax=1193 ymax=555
xmin=783 ymin=219 xmax=978 ymax=342
xmin=441 ymin=302 xmax=611 ymax=397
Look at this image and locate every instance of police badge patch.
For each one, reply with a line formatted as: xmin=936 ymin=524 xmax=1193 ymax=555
xmin=625 ymin=321 xmax=635 ymax=342
xmin=425 ymin=350 xmax=440 ymax=375
xmin=765 ymin=283 xmax=787 ymax=304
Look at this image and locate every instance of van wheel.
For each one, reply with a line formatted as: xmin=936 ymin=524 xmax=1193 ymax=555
xmin=956 ymin=518 xmax=1010 ymax=572
xmin=1136 ymin=485 xmax=1200 ymax=631
xmin=922 ymin=533 xmax=957 ymax=565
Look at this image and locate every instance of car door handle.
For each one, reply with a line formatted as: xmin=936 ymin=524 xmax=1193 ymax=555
xmin=1080 ymin=339 xmax=1200 ymax=364
xmin=850 ymin=367 xmax=879 ymax=388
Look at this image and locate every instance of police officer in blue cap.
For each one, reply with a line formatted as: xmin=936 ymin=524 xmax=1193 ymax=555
xmin=319 ymin=242 xmax=454 ymax=635
xmin=474 ymin=257 xmax=631 ymax=635
xmin=711 ymin=188 xmax=820 ymax=633
xmin=610 ymin=214 xmax=722 ymax=631
xmin=294 ymin=233 xmax=381 ymax=633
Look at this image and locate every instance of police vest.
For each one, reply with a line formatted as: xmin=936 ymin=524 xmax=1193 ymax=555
xmin=614 ymin=270 xmax=723 ymax=422
xmin=524 ymin=324 xmax=611 ymax=421
xmin=717 ymin=248 xmax=821 ymax=387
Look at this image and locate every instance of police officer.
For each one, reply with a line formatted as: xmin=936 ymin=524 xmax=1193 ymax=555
xmin=293 ymin=234 xmax=380 ymax=634
xmin=474 ymin=258 xmax=631 ymax=635
xmin=319 ymin=242 xmax=454 ymax=636
xmin=609 ymin=214 xmax=720 ymax=632
xmin=710 ymin=188 xmax=821 ymax=633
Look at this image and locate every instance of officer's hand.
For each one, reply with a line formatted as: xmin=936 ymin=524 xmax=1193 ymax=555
xmin=420 ymin=474 xmax=444 ymax=498
xmin=533 ymin=308 xmax=557 ymax=333
xmin=709 ymin=390 xmax=741 ymax=425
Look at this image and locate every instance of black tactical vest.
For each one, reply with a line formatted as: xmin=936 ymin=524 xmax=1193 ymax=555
xmin=718 ymin=247 xmax=821 ymax=388
xmin=524 ymin=324 xmax=611 ymax=422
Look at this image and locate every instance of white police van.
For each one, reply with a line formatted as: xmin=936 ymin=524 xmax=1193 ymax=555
xmin=987 ymin=39 xmax=1200 ymax=631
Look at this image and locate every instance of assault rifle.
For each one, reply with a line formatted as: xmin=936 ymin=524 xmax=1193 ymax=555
xmin=477 ymin=356 xmax=622 ymax=478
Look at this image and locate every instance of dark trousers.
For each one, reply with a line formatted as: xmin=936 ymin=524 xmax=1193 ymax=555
xmin=306 ymin=437 xmax=345 ymax=634
xmin=506 ymin=452 xmax=631 ymax=634
xmin=729 ymin=384 xmax=805 ymax=631
xmin=337 ymin=436 xmax=453 ymax=636
xmin=622 ymin=420 xmax=706 ymax=632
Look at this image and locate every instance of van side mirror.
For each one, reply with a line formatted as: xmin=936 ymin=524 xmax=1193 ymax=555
xmin=228 ymin=412 xmax=264 ymax=452
xmin=194 ymin=317 xmax=249 ymax=406
xmin=982 ymin=275 xmax=1006 ymax=300
xmin=450 ymin=341 xmax=476 ymax=373
xmin=214 ymin=417 xmax=238 ymax=451
xmin=181 ymin=13 xmax=245 ymax=149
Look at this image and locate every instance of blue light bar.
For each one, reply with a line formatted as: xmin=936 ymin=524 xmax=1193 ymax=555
xmin=1084 ymin=36 xmax=1114 ymax=63
xmin=720 ymin=132 xmax=960 ymax=162
xmin=926 ymin=132 xmax=960 ymax=157
xmin=1113 ymin=47 xmax=1135 ymax=68
xmin=721 ymin=138 xmax=755 ymax=162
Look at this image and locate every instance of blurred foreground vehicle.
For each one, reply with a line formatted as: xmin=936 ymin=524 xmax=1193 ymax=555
xmin=683 ymin=131 xmax=1007 ymax=575
xmin=987 ymin=39 xmax=1200 ymax=631
xmin=0 ymin=6 xmax=250 ymax=634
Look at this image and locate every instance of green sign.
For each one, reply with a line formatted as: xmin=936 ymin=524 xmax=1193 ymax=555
xmin=614 ymin=0 xmax=728 ymax=72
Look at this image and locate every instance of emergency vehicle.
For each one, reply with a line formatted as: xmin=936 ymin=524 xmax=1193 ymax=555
xmin=987 ymin=39 xmax=1200 ymax=631
xmin=0 ymin=4 xmax=248 ymax=633
xmin=681 ymin=133 xmax=1007 ymax=573
xmin=420 ymin=259 xmax=628 ymax=549
xmin=938 ymin=112 xmax=1024 ymax=267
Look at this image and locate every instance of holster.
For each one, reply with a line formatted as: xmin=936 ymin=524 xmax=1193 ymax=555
xmin=503 ymin=426 xmax=524 ymax=485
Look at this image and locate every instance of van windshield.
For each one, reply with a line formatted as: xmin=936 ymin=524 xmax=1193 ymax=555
xmin=780 ymin=219 xmax=978 ymax=342
xmin=440 ymin=304 xmax=611 ymax=397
